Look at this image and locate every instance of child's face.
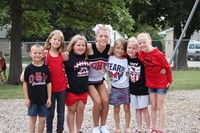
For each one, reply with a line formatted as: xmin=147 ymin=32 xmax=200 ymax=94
xmin=73 ymin=40 xmax=86 ymax=55
xmin=96 ymin=29 xmax=110 ymax=46
xmin=137 ymin=36 xmax=151 ymax=52
xmin=30 ymin=47 xmax=44 ymax=63
xmin=127 ymin=42 xmax=137 ymax=58
xmin=49 ymin=34 xmax=62 ymax=49
xmin=113 ymin=43 xmax=125 ymax=58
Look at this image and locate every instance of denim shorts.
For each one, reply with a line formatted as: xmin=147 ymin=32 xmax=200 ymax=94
xmin=148 ymin=88 xmax=168 ymax=94
xmin=28 ymin=104 xmax=48 ymax=117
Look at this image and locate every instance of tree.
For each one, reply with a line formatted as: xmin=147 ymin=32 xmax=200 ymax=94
xmin=128 ymin=0 xmax=200 ymax=69
xmin=0 ymin=0 xmax=134 ymax=85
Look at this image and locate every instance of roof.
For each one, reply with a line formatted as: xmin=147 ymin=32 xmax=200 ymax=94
xmin=158 ymin=28 xmax=174 ymax=35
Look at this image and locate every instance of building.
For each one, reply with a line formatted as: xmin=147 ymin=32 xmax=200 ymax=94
xmin=158 ymin=28 xmax=200 ymax=58
xmin=0 ymin=25 xmax=10 ymax=56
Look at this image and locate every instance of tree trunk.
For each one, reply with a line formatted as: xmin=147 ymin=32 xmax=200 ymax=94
xmin=7 ymin=0 xmax=22 ymax=85
xmin=173 ymin=23 xmax=188 ymax=70
xmin=178 ymin=41 xmax=188 ymax=69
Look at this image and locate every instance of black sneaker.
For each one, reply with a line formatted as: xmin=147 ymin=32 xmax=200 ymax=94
xmin=79 ymin=131 xmax=83 ymax=133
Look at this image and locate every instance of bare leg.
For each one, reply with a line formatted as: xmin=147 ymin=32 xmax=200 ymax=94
xmin=67 ymin=102 xmax=78 ymax=133
xmin=124 ymin=104 xmax=131 ymax=133
xmin=38 ymin=117 xmax=46 ymax=133
xmin=29 ymin=116 xmax=37 ymax=133
xmin=76 ymin=100 xmax=85 ymax=133
xmin=149 ymin=93 xmax=157 ymax=133
xmin=88 ymin=85 xmax=102 ymax=127
xmin=142 ymin=107 xmax=151 ymax=131
xmin=98 ymin=81 xmax=109 ymax=126
xmin=114 ymin=105 xmax=121 ymax=132
xmin=136 ymin=109 xmax=143 ymax=131
xmin=157 ymin=94 xmax=166 ymax=132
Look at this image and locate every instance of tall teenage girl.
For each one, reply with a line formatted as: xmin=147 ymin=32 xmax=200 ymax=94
xmin=45 ymin=30 xmax=68 ymax=133
xmin=87 ymin=24 xmax=113 ymax=133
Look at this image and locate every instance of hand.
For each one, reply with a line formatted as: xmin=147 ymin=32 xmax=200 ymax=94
xmin=46 ymin=98 xmax=51 ymax=108
xmin=62 ymin=51 xmax=69 ymax=61
xmin=167 ymin=83 xmax=170 ymax=87
xmin=160 ymin=68 xmax=166 ymax=74
xmin=25 ymin=99 xmax=31 ymax=108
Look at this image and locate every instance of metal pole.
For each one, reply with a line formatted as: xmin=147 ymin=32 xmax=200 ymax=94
xmin=169 ymin=0 xmax=200 ymax=64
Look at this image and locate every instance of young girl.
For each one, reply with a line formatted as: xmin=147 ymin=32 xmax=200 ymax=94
xmin=126 ymin=37 xmax=151 ymax=133
xmin=136 ymin=33 xmax=172 ymax=133
xmin=107 ymin=38 xmax=131 ymax=133
xmin=87 ymin=24 xmax=113 ymax=133
xmin=0 ymin=51 xmax=7 ymax=82
xmin=45 ymin=30 xmax=68 ymax=133
xmin=64 ymin=35 xmax=90 ymax=133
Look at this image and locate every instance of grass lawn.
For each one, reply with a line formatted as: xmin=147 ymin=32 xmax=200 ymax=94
xmin=0 ymin=84 xmax=24 ymax=99
xmin=0 ymin=70 xmax=200 ymax=100
xmin=170 ymin=70 xmax=200 ymax=90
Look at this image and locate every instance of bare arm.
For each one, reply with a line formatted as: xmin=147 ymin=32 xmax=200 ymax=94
xmin=23 ymin=81 xmax=31 ymax=108
xmin=108 ymin=45 xmax=113 ymax=55
xmin=87 ymin=43 xmax=93 ymax=55
xmin=46 ymin=83 xmax=52 ymax=108
xmin=20 ymin=70 xmax=25 ymax=82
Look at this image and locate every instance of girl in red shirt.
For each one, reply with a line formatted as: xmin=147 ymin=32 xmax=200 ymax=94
xmin=45 ymin=30 xmax=68 ymax=133
xmin=136 ymin=33 xmax=172 ymax=133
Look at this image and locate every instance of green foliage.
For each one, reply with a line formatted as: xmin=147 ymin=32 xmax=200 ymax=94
xmin=55 ymin=0 xmax=135 ymax=35
xmin=1 ymin=0 xmax=135 ymax=39
xmin=22 ymin=10 xmax=53 ymax=37
xmin=129 ymin=24 xmax=163 ymax=40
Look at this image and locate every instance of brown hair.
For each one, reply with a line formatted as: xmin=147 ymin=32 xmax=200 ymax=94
xmin=113 ymin=38 xmax=127 ymax=54
xmin=66 ymin=34 xmax=88 ymax=59
xmin=44 ymin=30 xmax=65 ymax=52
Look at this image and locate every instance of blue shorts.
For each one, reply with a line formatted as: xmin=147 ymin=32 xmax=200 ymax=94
xmin=28 ymin=104 xmax=48 ymax=117
xmin=148 ymin=88 xmax=168 ymax=94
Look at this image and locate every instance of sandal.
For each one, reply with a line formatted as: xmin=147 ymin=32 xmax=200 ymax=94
xmin=151 ymin=129 xmax=157 ymax=133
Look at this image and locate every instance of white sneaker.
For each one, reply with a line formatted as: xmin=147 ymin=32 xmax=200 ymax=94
xmin=92 ymin=126 xmax=101 ymax=133
xmin=100 ymin=125 xmax=110 ymax=133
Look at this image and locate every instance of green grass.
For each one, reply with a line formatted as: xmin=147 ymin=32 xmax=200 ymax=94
xmin=0 ymin=70 xmax=200 ymax=100
xmin=170 ymin=70 xmax=200 ymax=91
xmin=0 ymin=85 xmax=24 ymax=99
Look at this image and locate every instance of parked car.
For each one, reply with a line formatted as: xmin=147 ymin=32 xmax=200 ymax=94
xmin=187 ymin=40 xmax=200 ymax=61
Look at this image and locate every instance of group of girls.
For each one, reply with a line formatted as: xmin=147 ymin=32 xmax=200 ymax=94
xmin=22 ymin=23 xmax=172 ymax=133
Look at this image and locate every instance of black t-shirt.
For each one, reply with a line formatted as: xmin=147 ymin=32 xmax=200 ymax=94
xmin=24 ymin=63 xmax=51 ymax=104
xmin=127 ymin=57 xmax=148 ymax=95
xmin=64 ymin=52 xmax=90 ymax=94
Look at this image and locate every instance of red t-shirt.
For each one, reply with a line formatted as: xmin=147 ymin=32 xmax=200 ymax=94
xmin=0 ymin=57 xmax=6 ymax=72
xmin=46 ymin=50 xmax=68 ymax=92
xmin=137 ymin=48 xmax=172 ymax=89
